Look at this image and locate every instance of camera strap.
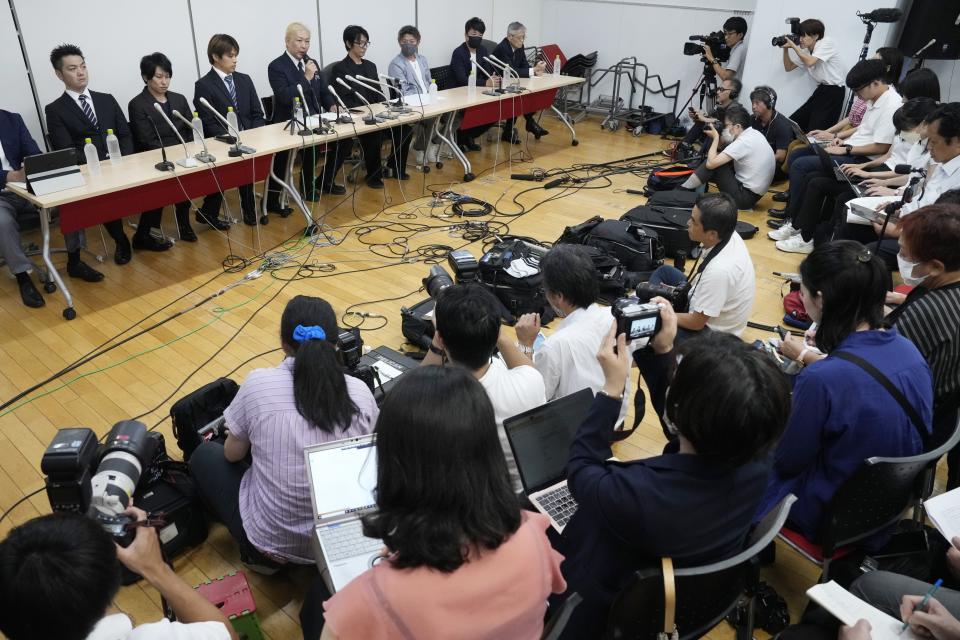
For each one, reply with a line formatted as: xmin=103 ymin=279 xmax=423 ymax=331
xmin=686 ymin=234 xmax=730 ymax=300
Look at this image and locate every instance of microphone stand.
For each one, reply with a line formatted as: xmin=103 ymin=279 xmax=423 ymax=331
xmin=199 ymin=97 xmax=255 ymax=156
xmin=486 ymin=56 xmax=523 ymax=93
xmin=336 ymin=78 xmax=385 ymax=125
xmin=474 ymin=62 xmax=504 ymax=96
xmin=153 ymin=103 xmax=198 ymax=168
xmin=146 ymin=115 xmax=174 ymax=172
xmin=378 ymin=75 xmax=410 ymax=111
xmin=327 ymin=86 xmax=356 ymax=124
xmin=172 ymin=110 xmax=216 ymax=163
xmin=298 ymin=83 xmax=334 ymax=135
xmin=843 ymin=15 xmax=879 ymax=117
xmin=878 ymin=173 xmax=923 ymax=241
xmin=347 ymin=76 xmax=399 ymax=119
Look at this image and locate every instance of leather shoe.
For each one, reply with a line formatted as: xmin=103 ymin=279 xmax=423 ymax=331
xmin=319 ymin=183 xmax=347 ymax=195
xmin=18 ymin=276 xmax=44 ymax=308
xmin=772 ymin=191 xmax=789 ymax=203
xmin=132 ymin=234 xmax=173 ymax=252
xmin=461 ymin=139 xmax=481 ymax=152
xmin=767 ymin=219 xmax=785 ymax=230
xmin=67 ymin=260 xmax=105 ymax=282
xmin=768 ymin=207 xmax=788 ymax=219
xmin=366 ymin=176 xmax=384 ymax=189
xmin=267 ymin=201 xmax=294 ymax=217
xmin=196 ymin=213 xmax=230 ymax=231
xmin=501 ymin=130 xmax=521 ymax=145
xmin=114 ymin=235 xmax=131 ymax=265
xmin=525 ymin=122 xmax=549 ymax=138
xmin=178 ymin=225 xmax=197 ymax=242
xmin=396 ymin=172 xmax=411 ymax=180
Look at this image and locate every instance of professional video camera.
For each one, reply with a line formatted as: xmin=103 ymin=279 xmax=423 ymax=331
xmin=771 ymin=17 xmax=802 ymax=47
xmin=612 ymin=297 xmax=662 ymax=341
xmin=635 ymin=281 xmax=691 ymax=314
xmin=684 ymin=31 xmax=730 ymax=63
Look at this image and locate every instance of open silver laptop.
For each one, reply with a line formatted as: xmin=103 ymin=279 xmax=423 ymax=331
xmin=503 ymin=388 xmax=594 ymax=533
xmin=304 ymin=434 xmax=382 ymax=593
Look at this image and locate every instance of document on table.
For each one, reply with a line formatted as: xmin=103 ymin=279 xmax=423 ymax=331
xmin=807 ymin=581 xmax=920 ymax=639
xmin=925 ymin=486 xmax=960 ymax=542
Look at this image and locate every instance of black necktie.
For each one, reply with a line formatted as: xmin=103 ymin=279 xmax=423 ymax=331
xmin=298 ymin=60 xmax=304 ymax=75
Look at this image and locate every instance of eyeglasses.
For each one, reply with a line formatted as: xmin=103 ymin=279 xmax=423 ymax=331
xmin=353 ymin=40 xmax=370 ymax=48
xmin=723 ymin=30 xmax=738 ymax=36
xmin=716 ymin=87 xmax=731 ymax=93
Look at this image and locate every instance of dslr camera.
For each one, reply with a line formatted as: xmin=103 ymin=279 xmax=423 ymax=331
xmin=613 ymin=297 xmax=662 ymax=341
xmin=684 ymin=31 xmax=729 ymax=62
xmin=771 ymin=17 xmax=802 ymax=47
xmin=422 ymin=248 xmax=480 ymax=298
xmin=635 ymin=281 xmax=691 ymax=314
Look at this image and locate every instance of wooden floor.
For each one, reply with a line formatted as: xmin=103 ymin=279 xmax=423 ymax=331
xmin=0 ymin=116 xmax=934 ymax=638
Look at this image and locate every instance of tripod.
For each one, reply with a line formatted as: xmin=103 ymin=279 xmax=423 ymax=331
xmin=676 ymin=64 xmax=718 ymax=122
xmin=842 ymin=16 xmax=878 ymax=118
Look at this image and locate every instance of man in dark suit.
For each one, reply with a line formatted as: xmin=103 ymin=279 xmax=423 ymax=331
xmin=491 ymin=22 xmax=550 ymax=143
xmin=194 ymin=34 xmax=264 ymax=226
xmin=0 ymin=109 xmax=103 ymax=308
xmin=450 ymin=17 xmax=498 ymax=151
xmin=44 ymin=44 xmax=136 ymax=265
xmin=266 ymin=21 xmax=347 ymax=209
xmin=128 ymin=52 xmax=198 ymax=243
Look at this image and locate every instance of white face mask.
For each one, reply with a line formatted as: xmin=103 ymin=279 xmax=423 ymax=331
xmin=897 ymin=253 xmax=930 ymax=286
xmin=900 ymin=131 xmax=922 ymax=145
xmin=721 ymin=129 xmax=735 ymax=144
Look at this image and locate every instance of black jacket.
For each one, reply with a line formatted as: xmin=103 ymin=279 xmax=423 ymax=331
xmin=192 ymin=69 xmax=264 ymax=136
xmin=127 ymin=88 xmax=194 ymax=152
xmin=491 ymin=39 xmax=532 ymax=78
xmin=45 ymin=90 xmax=133 ymax=162
xmin=328 ymin=56 xmax=380 ymax=110
xmin=450 ymin=42 xmax=492 ymax=88
xmin=267 ymin=52 xmax=333 ymax=123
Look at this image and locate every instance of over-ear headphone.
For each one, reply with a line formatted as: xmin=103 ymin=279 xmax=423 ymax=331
xmin=753 ymin=85 xmax=777 ymax=110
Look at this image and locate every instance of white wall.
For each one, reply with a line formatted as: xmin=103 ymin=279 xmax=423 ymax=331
xmin=0 ymin=3 xmax=42 ymax=144
xmin=925 ymin=60 xmax=960 ymax=102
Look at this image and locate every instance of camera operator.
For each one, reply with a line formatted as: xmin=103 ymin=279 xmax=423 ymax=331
xmin=680 ymin=77 xmax=742 ymax=154
xmin=703 ymin=16 xmax=748 ymax=81
xmin=680 ymin=104 xmax=776 ymax=210
xmin=779 ymin=19 xmax=848 ymax=132
xmin=0 ymin=508 xmax=238 ymax=640
xmin=422 ymin=283 xmax=547 ymax=491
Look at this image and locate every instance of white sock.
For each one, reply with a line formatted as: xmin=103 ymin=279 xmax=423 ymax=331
xmin=681 ymin=175 xmax=702 ymax=189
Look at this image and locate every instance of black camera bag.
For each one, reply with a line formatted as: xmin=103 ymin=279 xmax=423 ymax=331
xmin=170 ymin=377 xmax=239 ymax=461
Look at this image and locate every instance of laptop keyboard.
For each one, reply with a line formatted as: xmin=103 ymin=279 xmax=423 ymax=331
xmin=322 ymin=519 xmax=382 ymax=562
xmin=535 ymin=485 xmax=579 ymax=527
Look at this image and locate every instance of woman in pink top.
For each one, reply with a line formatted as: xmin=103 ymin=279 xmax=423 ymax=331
xmin=316 ymin=366 xmax=566 ymax=640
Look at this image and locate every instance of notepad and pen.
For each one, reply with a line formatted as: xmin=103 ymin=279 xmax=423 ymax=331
xmin=807 ymin=581 xmax=924 ymax=639
xmin=923 ymin=486 xmax=960 ymax=543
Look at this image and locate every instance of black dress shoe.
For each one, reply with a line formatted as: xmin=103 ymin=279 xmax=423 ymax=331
xmin=772 ymin=191 xmax=789 ymax=203
xmin=178 ymin=225 xmax=197 ymax=242
xmin=267 ymin=202 xmax=294 ymax=217
xmin=243 ymin=215 xmax=258 ymax=226
xmin=132 ymin=234 xmax=173 ymax=252
xmin=196 ymin=213 xmax=230 ymax=231
xmin=501 ymin=130 xmax=521 ymax=145
xmin=768 ymin=207 xmax=788 ymax=219
xmin=525 ymin=122 xmax=550 ymax=138
xmin=366 ymin=176 xmax=384 ymax=189
xmin=460 ymin=138 xmax=481 ymax=152
xmin=18 ymin=277 xmax=44 ymax=308
xmin=114 ymin=235 xmax=131 ymax=265
xmin=319 ymin=183 xmax=347 ymax=195
xmin=67 ymin=260 xmax=105 ymax=282
xmin=396 ymin=172 xmax=411 ymax=180
xmin=767 ymin=219 xmax=785 ymax=230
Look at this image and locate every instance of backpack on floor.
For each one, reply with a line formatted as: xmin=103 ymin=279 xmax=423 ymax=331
xmin=170 ymin=378 xmax=239 ymax=461
xmin=645 ymin=165 xmax=695 ymax=194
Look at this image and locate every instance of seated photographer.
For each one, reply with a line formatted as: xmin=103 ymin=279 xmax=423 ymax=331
xmin=422 ymin=283 xmax=546 ymax=491
xmin=756 ymin=241 xmax=933 ymax=541
xmin=189 ymin=295 xmax=378 ymax=573
xmin=886 ymin=203 xmax=960 ymax=487
xmin=553 ymin=308 xmax=790 ymax=638
xmin=702 ymin=16 xmax=748 ymax=81
xmin=0 ymin=508 xmax=238 ymax=640
xmin=779 ymin=19 xmax=848 ymax=132
xmin=749 ymin=85 xmax=796 ymax=176
xmin=679 ymin=104 xmax=776 ymax=210
xmin=515 ymin=244 xmax=633 ymax=424
xmin=311 ymin=366 xmax=566 ymax=640
xmin=679 ymin=77 xmax=742 ymax=155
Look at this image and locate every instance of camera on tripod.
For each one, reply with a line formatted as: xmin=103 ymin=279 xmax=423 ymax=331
xmin=684 ymin=32 xmax=729 ymax=62
xmin=771 ymin=17 xmax=802 ymax=47
xmin=635 ymin=281 xmax=691 ymax=313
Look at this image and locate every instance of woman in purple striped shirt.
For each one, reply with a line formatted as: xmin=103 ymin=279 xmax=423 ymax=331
xmin=190 ymin=296 xmax=378 ymax=574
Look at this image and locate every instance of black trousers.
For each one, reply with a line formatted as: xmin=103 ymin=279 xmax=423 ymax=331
xmin=692 ymin=161 xmax=762 ymax=210
xmin=136 ymin=201 xmax=191 ymax=236
xmin=383 ymin=124 xmax=413 ymax=176
xmin=795 ymin=175 xmax=852 ymax=242
xmin=268 ymin=140 xmax=350 ymax=202
xmin=790 ymin=84 xmax=845 ymax=132
xmin=200 ymin=184 xmax=256 ymax=221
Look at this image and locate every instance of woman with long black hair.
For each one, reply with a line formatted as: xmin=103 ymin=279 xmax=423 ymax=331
xmin=190 ymin=295 xmax=378 ymax=573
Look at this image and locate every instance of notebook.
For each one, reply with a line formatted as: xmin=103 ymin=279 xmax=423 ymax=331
xmin=924 ymin=486 xmax=960 ymax=542
xmin=807 ymin=581 xmax=921 ymax=639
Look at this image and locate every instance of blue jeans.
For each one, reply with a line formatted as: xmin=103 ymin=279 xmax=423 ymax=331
xmin=649 ymin=265 xmax=687 ymax=287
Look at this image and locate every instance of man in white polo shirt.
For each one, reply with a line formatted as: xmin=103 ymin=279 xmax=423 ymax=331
xmin=680 ymin=104 xmax=776 ymax=211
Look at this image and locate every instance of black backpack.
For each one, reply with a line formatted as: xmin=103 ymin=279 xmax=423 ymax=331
xmin=557 ymin=216 xmax=664 ymax=274
xmin=477 ymin=239 xmax=556 ymax=325
xmin=170 ymin=377 xmax=239 ymax=461
xmin=645 ymin=165 xmax=695 ymax=193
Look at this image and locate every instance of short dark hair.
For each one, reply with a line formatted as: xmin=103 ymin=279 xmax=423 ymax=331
xmin=926 ymin=102 xmax=960 ymax=143
xmin=539 ymin=244 xmax=599 ymax=309
xmin=465 ymin=17 xmax=486 ymax=35
xmin=140 ymin=52 xmax=172 ymax=83
xmin=696 ymin=192 xmax=738 ymax=241
xmin=666 ymin=332 xmax=789 ymax=466
xmin=343 ymin=25 xmax=370 ymax=49
xmin=725 ymin=77 xmax=743 ymax=99
xmin=937 ymin=189 xmax=960 ymax=207
xmin=362 ymin=366 xmax=520 ymax=572
xmin=798 ymin=19 xmax=825 ymax=39
xmin=279 ymin=295 xmax=359 ymax=433
xmin=50 ymin=44 xmax=83 ymax=70
xmin=435 ymin=284 xmax=501 ymax=370
xmin=398 ymin=25 xmax=420 ymax=42
xmin=800 ymin=240 xmax=888 ymax=353
xmin=206 ymin=33 xmax=239 ymax=65
xmin=846 ymin=59 xmax=887 ymax=90
xmin=899 ymin=204 xmax=960 ymax=272
xmin=723 ymin=16 xmax=748 ymax=36
xmin=893 ymin=98 xmax=938 ymax=133
xmin=900 ymin=68 xmax=941 ymax=102
xmin=723 ymin=103 xmax=751 ymax=129
xmin=0 ymin=512 xmax=121 ymax=640
xmin=875 ymin=47 xmax=904 ymax=87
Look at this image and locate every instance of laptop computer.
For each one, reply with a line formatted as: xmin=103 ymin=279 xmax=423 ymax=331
xmin=304 ymin=434 xmax=382 ymax=593
xmin=503 ymin=388 xmax=595 ymax=533
xmin=813 ymin=143 xmax=865 ymax=197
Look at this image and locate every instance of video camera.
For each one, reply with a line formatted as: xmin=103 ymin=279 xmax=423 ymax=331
xmin=684 ymin=31 xmax=729 ymax=63
xmin=771 ymin=17 xmax=801 ymax=47
xmin=635 ymin=281 xmax=691 ymax=314
xmin=613 ymin=297 xmax=663 ymax=341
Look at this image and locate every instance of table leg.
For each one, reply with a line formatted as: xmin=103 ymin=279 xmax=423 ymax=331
xmin=435 ymin=114 xmax=473 ymax=182
xmin=268 ymin=165 xmax=314 ymax=230
xmin=40 ymin=207 xmax=76 ymax=320
xmin=551 ymin=105 xmax=579 ymax=146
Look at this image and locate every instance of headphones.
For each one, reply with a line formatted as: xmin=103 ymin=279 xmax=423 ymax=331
xmin=753 ymin=85 xmax=777 ymax=110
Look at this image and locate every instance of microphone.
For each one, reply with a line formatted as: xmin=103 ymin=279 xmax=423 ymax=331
xmin=153 ymin=103 xmax=197 ymax=168
xmin=145 ymin=114 xmax=174 ymax=172
xmin=296 ymin=84 xmax=312 ymax=117
xmin=348 ymin=75 xmax=406 ymax=116
xmin=198 ymin=97 xmax=255 ymax=156
xmin=327 ymin=86 xmax=355 ymax=124
xmin=914 ymin=38 xmax=937 ymax=58
xmin=511 ymin=173 xmax=542 ymax=181
xmin=857 ymin=8 xmax=903 ymax=22
xmin=485 ymin=56 xmax=522 ymax=92
xmin=894 ymin=164 xmax=927 ymax=176
xmin=377 ymin=74 xmax=406 ymax=104
xmin=336 ymin=77 xmax=382 ymax=125
xmin=544 ymin=177 xmax=567 ymax=189
xmin=172 ymin=110 xmax=216 ymax=163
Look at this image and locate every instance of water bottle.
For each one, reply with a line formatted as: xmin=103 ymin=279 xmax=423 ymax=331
xmin=467 ymin=70 xmax=477 ymax=98
xmin=553 ymin=55 xmax=561 ymax=77
xmin=105 ymin=129 xmax=121 ymax=165
xmin=226 ymin=106 xmax=239 ymax=133
xmin=83 ymin=138 xmax=101 ymax=176
xmin=191 ymin=111 xmax=204 ymax=146
xmin=293 ymin=97 xmax=304 ymax=124
xmin=429 ymin=79 xmax=438 ymax=99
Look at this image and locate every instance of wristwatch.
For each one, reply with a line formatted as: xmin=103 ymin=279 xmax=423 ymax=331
xmin=843 ymin=144 xmax=853 ymax=155
xmin=598 ymin=389 xmax=624 ymax=401
xmin=515 ymin=342 xmax=534 ymax=355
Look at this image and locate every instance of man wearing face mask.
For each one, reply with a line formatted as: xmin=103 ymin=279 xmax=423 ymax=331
xmin=679 ymin=104 xmax=775 ymax=211
xmin=450 ymin=17 xmax=498 ymax=151
xmin=386 ymin=25 xmax=432 ymax=178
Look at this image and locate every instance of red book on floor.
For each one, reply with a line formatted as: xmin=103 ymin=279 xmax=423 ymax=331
xmin=195 ymin=571 xmax=256 ymax=618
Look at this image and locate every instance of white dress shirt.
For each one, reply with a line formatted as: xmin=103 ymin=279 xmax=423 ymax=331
xmin=66 ymin=88 xmax=97 ymax=121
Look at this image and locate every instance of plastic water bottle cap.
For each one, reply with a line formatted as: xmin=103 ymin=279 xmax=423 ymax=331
xmin=107 ymin=129 xmax=114 ymax=135
xmin=295 ymin=97 xmax=300 ymax=102
xmin=193 ymin=111 xmax=199 ymax=117
xmin=228 ymin=106 xmax=234 ymax=112
xmin=84 ymin=138 xmax=92 ymax=144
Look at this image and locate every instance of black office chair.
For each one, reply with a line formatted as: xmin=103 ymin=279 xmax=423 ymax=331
xmin=914 ymin=414 xmax=960 ymax=521
xmin=778 ymin=424 xmax=960 ymax=581
xmin=604 ymin=494 xmax=796 ymax=640
xmin=261 ymin=95 xmax=274 ymax=123
xmin=555 ymin=51 xmax=598 ymax=122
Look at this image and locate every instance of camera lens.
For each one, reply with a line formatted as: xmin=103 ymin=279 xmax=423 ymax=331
xmin=423 ymin=265 xmax=454 ymax=299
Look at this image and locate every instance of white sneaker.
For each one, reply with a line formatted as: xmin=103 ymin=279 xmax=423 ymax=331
xmin=776 ymin=235 xmax=814 ymax=254
xmin=768 ymin=222 xmax=799 ymax=241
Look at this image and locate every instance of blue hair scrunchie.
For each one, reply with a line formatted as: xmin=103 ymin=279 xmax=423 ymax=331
xmin=292 ymin=324 xmax=326 ymax=343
